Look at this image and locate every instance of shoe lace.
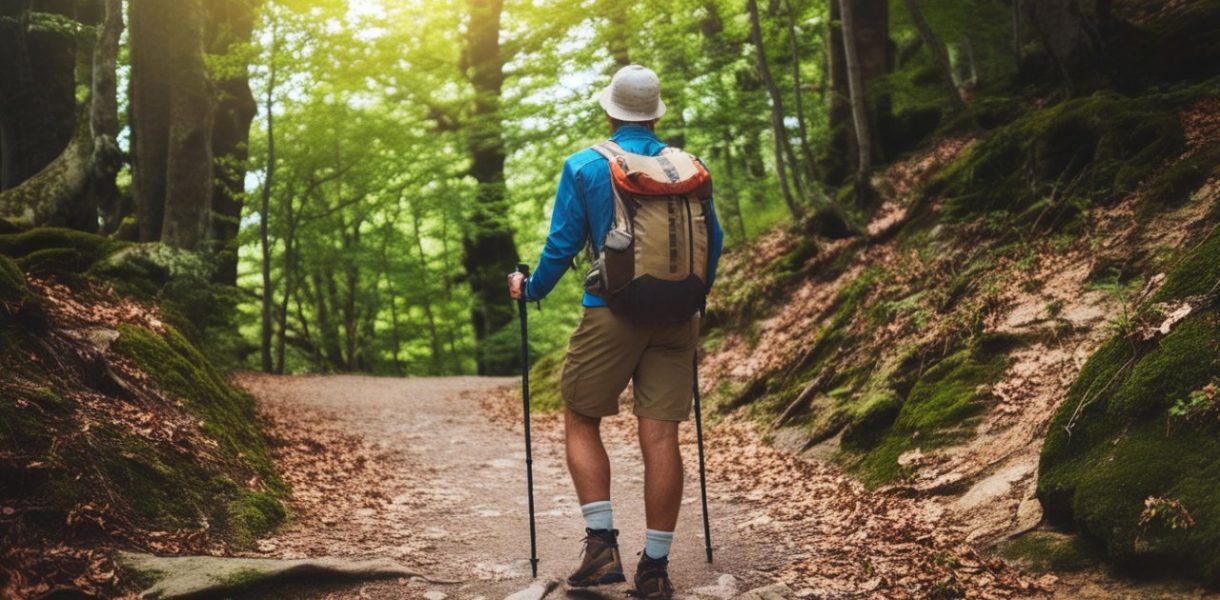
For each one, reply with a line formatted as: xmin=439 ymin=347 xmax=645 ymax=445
xmin=577 ymin=531 xmax=609 ymax=559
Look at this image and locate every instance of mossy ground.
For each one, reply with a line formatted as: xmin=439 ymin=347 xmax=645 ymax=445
xmin=927 ymin=91 xmax=1187 ymax=228
xmin=995 ymin=531 xmax=1102 ymax=573
xmin=2 ymin=232 xmax=288 ymax=570
xmin=1037 ymin=226 xmax=1220 ymax=585
xmin=840 ymin=341 xmax=1010 ymax=487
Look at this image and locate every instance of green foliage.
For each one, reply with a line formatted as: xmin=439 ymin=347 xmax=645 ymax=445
xmin=1168 ymin=382 xmax=1219 ymax=428
xmin=236 ymin=0 xmax=838 ymax=375
xmin=1038 ymin=226 xmax=1220 ymax=584
xmin=528 ymin=345 xmax=567 ymax=413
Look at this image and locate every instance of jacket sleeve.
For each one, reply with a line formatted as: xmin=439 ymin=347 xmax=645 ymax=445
xmin=525 ymin=160 xmax=588 ymax=301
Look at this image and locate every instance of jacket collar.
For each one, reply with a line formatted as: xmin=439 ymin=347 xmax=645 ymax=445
xmin=610 ymin=124 xmax=661 ymax=144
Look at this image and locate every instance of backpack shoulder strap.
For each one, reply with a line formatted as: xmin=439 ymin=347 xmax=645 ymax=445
xmin=590 ymin=141 xmax=632 ymax=234
xmin=591 ymin=140 xmax=626 ymax=160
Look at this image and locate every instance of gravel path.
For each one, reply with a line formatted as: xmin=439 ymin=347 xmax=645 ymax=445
xmin=238 ymin=374 xmax=778 ymax=600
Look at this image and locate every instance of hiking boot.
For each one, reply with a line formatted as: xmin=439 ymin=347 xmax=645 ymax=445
xmin=567 ymin=528 xmax=626 ymax=587
xmin=632 ymin=553 xmax=674 ymax=600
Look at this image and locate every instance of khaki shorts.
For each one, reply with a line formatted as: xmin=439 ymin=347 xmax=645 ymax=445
xmin=561 ymin=307 xmax=699 ymax=422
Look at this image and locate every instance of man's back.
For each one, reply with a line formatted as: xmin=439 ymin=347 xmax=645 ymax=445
xmin=524 ymin=124 xmax=723 ymax=307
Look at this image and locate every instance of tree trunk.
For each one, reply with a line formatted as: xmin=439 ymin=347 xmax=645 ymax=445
xmin=88 ymin=0 xmax=125 ymax=232
xmin=1012 ymin=0 xmax=1025 ymax=66
xmin=838 ymin=0 xmax=874 ymax=195
xmin=828 ymin=0 xmax=890 ymax=179
xmin=1026 ymin=0 xmax=1106 ymax=94
xmin=782 ymin=0 xmax=820 ymax=185
xmin=462 ymin=0 xmax=519 ymax=376
xmin=0 ymin=0 xmax=77 ymax=192
xmin=159 ymin=0 xmax=215 ymax=250
xmin=130 ymin=0 xmax=174 ymax=241
xmin=902 ymin=0 xmax=966 ymax=112
xmin=340 ymin=217 xmax=360 ymax=371
xmin=311 ymin=269 xmax=345 ymax=371
xmin=410 ymin=199 xmax=444 ymax=374
xmin=259 ymin=22 xmax=278 ymax=374
xmin=207 ymin=0 xmax=258 ymax=285
xmin=0 ymin=0 xmax=122 ymax=230
xmin=746 ymin=0 xmax=801 ymax=219
xmin=720 ymin=132 xmax=749 ymax=241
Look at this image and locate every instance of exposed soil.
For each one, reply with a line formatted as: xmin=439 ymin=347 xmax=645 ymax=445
xmin=237 ymin=374 xmax=1050 ymax=599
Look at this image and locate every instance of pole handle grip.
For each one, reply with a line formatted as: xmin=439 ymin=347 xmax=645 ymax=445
xmin=517 ymin=263 xmax=530 ymax=277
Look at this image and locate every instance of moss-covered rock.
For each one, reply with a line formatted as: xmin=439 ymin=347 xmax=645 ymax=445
xmin=1037 ymin=226 xmax=1220 ymax=585
xmin=842 ymin=338 xmax=1011 ymax=487
xmin=0 ymin=227 xmax=119 ymax=263
xmin=17 ymin=247 xmax=95 ymax=276
xmin=927 ymin=92 xmax=1186 ymax=227
xmin=0 ymin=255 xmax=30 ymax=306
xmin=995 ymin=531 xmax=1102 ymax=573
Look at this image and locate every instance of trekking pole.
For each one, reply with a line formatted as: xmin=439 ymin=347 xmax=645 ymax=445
xmin=692 ymin=351 xmax=713 ymax=563
xmin=516 ymin=263 xmax=540 ymax=578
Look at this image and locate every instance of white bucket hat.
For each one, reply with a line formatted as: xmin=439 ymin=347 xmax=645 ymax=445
xmin=599 ymin=65 xmax=667 ymax=122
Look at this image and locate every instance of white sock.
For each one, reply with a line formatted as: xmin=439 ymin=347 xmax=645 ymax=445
xmin=644 ymin=529 xmax=674 ymax=559
xmin=581 ymin=500 xmax=613 ymax=531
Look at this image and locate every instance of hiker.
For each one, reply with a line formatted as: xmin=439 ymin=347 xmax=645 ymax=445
xmin=507 ymin=64 xmax=724 ymax=599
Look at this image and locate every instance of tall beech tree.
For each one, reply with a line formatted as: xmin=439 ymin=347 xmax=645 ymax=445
xmin=827 ymin=0 xmax=890 ymax=180
xmin=902 ymin=0 xmax=966 ymax=112
xmin=837 ymin=0 xmax=872 ymax=180
xmin=1024 ymin=0 xmax=1108 ymax=94
xmin=0 ymin=0 xmax=77 ymax=193
xmin=0 ymin=0 xmax=122 ymax=230
xmin=747 ymin=0 xmax=801 ymax=218
xmin=208 ymin=0 xmax=259 ymax=284
xmin=131 ymin=0 xmax=216 ymax=249
xmin=461 ymin=0 xmax=519 ymax=376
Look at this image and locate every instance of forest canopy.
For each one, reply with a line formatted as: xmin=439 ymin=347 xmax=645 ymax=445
xmin=0 ymin=0 xmax=1147 ymax=377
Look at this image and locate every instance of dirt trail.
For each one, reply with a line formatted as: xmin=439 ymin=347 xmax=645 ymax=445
xmin=235 ymin=374 xmax=1213 ymax=600
xmin=239 ymin=374 xmax=778 ymax=599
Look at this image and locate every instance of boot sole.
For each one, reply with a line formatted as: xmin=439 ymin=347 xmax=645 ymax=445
xmin=567 ymin=572 xmax=627 ymax=587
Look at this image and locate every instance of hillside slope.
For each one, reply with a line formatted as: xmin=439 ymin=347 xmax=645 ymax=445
xmin=0 ymin=231 xmax=286 ymax=599
xmin=694 ymin=43 xmax=1220 ymax=593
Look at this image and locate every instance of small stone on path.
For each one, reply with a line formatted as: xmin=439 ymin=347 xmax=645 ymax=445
xmin=502 ymin=578 xmax=559 ymax=600
xmin=693 ymin=574 xmax=738 ymax=599
xmin=732 ymin=582 xmax=794 ymax=600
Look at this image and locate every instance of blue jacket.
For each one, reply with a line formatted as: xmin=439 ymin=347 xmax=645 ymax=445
xmin=525 ymin=124 xmax=725 ymax=306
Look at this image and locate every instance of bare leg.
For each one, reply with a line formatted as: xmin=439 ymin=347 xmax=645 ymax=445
xmin=565 ymin=407 xmax=611 ymax=504
xmin=638 ymin=416 xmax=683 ymax=531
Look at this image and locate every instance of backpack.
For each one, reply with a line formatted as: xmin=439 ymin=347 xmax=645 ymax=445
xmin=583 ymin=140 xmax=713 ymax=325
